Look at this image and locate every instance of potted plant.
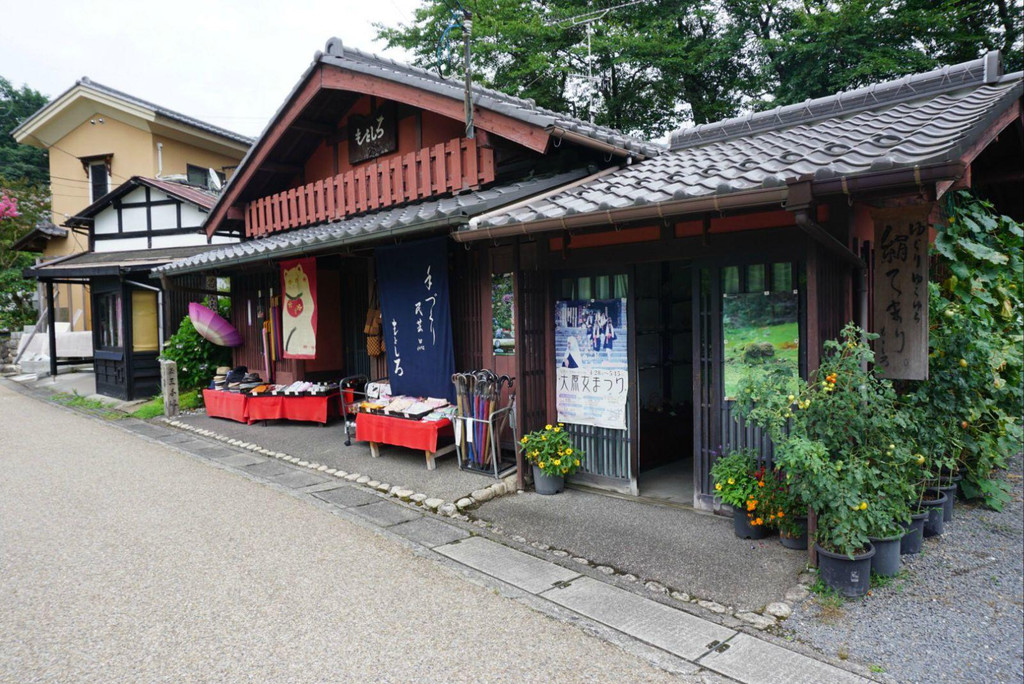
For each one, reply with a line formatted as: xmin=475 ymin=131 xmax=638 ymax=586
xmin=763 ymin=471 xmax=808 ymax=550
xmin=519 ymin=423 xmax=583 ymax=495
xmin=737 ymin=324 xmax=915 ymax=597
xmin=710 ymin=448 xmax=771 ymax=539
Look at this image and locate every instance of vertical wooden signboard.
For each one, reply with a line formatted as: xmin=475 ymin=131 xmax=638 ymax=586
xmin=872 ymin=206 xmax=930 ymax=380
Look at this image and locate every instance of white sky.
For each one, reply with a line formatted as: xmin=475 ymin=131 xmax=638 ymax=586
xmin=1 ymin=0 xmax=423 ymax=138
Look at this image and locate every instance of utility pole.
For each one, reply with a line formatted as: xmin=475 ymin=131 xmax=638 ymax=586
xmin=463 ymin=9 xmax=475 ymax=139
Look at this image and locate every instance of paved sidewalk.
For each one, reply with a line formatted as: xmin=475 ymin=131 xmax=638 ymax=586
xmin=1 ymin=379 xmax=877 ymax=683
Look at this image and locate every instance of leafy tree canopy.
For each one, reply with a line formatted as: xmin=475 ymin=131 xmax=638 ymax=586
xmin=1 ymin=77 xmax=49 ymax=186
xmin=377 ymin=0 xmax=1022 ymax=139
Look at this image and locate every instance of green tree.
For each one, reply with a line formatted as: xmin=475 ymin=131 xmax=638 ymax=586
xmin=0 ymin=177 xmax=49 ymax=330
xmin=377 ymin=0 xmax=1022 ymax=136
xmin=1 ymin=77 xmax=49 ymax=186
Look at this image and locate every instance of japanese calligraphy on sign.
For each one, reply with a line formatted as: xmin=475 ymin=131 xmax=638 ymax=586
xmin=348 ymin=104 xmax=397 ymax=164
xmin=555 ymin=299 xmax=629 ymax=430
xmin=375 ymin=237 xmax=456 ymax=401
xmin=872 ymin=206 xmax=930 ymax=380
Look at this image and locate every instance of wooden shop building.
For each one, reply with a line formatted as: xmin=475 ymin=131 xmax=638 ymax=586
xmin=155 ymin=42 xmax=1023 ymax=508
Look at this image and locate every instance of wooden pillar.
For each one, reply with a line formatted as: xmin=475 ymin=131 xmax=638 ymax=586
xmin=46 ymin=281 xmax=57 ymax=378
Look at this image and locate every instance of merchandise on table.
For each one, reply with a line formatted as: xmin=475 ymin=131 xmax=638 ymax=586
xmin=359 ymin=394 xmax=451 ymax=421
xmin=365 ymin=380 xmax=392 ymax=401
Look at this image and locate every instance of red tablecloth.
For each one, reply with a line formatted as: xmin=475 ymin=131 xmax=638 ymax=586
xmin=203 ymin=389 xmax=249 ymax=423
xmin=246 ymin=393 xmax=340 ymax=425
xmin=356 ymin=412 xmax=453 ymax=452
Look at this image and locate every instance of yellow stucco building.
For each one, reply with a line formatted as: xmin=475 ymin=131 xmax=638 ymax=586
xmin=12 ymin=78 xmax=251 ymax=330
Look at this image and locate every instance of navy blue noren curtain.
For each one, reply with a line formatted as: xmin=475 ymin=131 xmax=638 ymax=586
xmin=375 ymin=236 xmax=456 ymax=401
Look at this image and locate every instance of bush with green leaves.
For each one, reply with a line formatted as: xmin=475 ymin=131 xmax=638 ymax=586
xmin=900 ymin=191 xmax=1023 ymax=510
xmin=160 ymin=298 xmax=232 ymax=391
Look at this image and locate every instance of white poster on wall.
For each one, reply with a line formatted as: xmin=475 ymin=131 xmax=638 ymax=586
xmin=555 ymin=298 xmax=629 ymax=430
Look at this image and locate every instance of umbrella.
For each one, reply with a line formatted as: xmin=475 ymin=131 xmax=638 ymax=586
xmin=189 ymin=302 xmax=243 ymax=347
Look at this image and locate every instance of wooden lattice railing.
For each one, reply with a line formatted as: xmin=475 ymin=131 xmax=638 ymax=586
xmin=244 ymin=136 xmax=495 ymax=238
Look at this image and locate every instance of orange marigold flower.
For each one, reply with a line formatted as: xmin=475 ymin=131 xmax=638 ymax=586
xmin=758 ymin=481 xmax=765 ymax=487
xmin=754 ymin=518 xmax=764 ymax=526
xmin=746 ymin=500 xmax=758 ymax=511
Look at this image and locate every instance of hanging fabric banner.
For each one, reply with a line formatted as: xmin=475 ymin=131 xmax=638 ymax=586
xmin=375 ymin=236 xmax=455 ymax=400
xmin=555 ymin=298 xmax=629 ymax=430
xmin=280 ymin=257 xmax=318 ymax=359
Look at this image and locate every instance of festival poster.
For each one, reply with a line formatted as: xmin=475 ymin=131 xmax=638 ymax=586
xmin=280 ymin=257 xmax=318 ymax=359
xmin=375 ymin=236 xmax=456 ymax=401
xmin=555 ymin=298 xmax=629 ymax=430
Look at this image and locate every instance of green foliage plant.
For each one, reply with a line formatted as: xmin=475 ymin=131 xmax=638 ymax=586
xmin=160 ymin=297 xmax=232 ymax=391
xmin=901 ymin=191 xmax=1022 ymax=510
xmin=519 ymin=422 xmax=584 ymax=478
xmin=710 ymin=447 xmax=759 ymax=509
xmin=736 ymin=324 xmax=916 ymax=556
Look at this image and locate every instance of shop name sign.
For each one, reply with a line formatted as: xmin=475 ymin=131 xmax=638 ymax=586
xmin=348 ymin=105 xmax=397 ymax=164
xmin=872 ymin=206 xmax=929 ymax=380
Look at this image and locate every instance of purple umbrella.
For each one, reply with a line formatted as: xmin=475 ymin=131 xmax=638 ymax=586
xmin=189 ymin=302 xmax=243 ymax=347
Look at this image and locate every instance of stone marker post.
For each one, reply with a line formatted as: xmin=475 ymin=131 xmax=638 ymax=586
xmin=160 ymin=359 xmax=180 ymax=418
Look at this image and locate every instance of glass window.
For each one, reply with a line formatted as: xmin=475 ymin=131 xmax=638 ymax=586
xmin=722 ymin=263 xmax=800 ymax=400
xmin=131 ymin=290 xmax=159 ymax=352
xmin=746 ymin=264 xmax=766 ymax=293
xmin=722 ymin=266 xmax=740 ymax=295
xmin=96 ymin=292 xmax=122 ymax=349
xmin=772 ymin=262 xmax=793 ymax=292
xmin=491 ymin=273 xmax=515 ymax=356
xmin=187 ymin=163 xmax=226 ymax=189
xmin=89 ymin=162 xmax=109 ymax=202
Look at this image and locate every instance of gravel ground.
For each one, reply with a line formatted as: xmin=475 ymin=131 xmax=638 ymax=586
xmin=786 ymin=452 xmax=1024 ymax=683
xmin=0 ymin=381 xmax=697 ymax=683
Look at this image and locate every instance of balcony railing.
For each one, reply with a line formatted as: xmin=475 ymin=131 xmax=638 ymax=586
xmin=244 ymin=136 xmax=496 ymax=238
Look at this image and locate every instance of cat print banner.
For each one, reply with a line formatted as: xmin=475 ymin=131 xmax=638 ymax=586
xmin=555 ymin=298 xmax=629 ymax=430
xmin=375 ymin=237 xmax=455 ymax=401
xmin=280 ymin=257 xmax=318 ymax=359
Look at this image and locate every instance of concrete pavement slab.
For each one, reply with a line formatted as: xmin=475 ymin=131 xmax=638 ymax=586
xmin=121 ymin=422 xmax=175 ymax=439
xmin=697 ymin=633 xmax=870 ymax=684
xmin=215 ymin=453 xmax=268 ymax=468
xmin=475 ymin=489 xmax=803 ymax=611
xmin=242 ymin=461 xmax=293 ymax=478
xmin=296 ymin=482 xmax=348 ymax=494
xmin=390 ymin=517 xmax=470 ymax=548
xmin=350 ymin=502 xmax=422 ymax=528
xmin=542 ymin=576 xmax=736 ymax=662
xmin=312 ymin=486 xmax=382 ymax=508
xmin=435 ymin=536 xmax=580 ymax=594
xmin=261 ymin=469 xmax=330 ymax=489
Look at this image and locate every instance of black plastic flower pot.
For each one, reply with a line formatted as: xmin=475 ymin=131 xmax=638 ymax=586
xmin=900 ymin=511 xmax=929 ymax=555
xmin=532 ymin=465 xmax=564 ymax=495
xmin=868 ymin=534 xmax=902 ymax=577
xmin=731 ymin=506 xmax=769 ymax=539
xmin=815 ymin=543 xmax=876 ymax=598
xmin=935 ymin=483 xmax=957 ymax=522
xmin=780 ymin=517 xmax=808 ymax=550
xmin=921 ymin=489 xmax=948 ymax=538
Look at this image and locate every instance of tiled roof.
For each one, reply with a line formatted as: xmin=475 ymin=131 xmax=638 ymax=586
xmin=468 ymin=54 xmax=1022 ymax=233
xmin=25 ymin=245 xmax=218 ymax=278
xmin=153 ymin=170 xmax=589 ymax=276
xmin=10 ymin=219 xmax=67 ymax=252
xmin=319 ymin=38 xmax=663 ymax=159
xmin=69 ymin=177 xmax=219 ymax=224
xmin=12 ymin=77 xmax=254 ymax=147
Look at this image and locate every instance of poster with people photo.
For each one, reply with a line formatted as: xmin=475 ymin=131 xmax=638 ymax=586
xmin=554 ymin=298 xmax=629 ymax=430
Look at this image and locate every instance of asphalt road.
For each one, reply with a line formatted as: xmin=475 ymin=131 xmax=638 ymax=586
xmin=0 ymin=381 xmax=690 ymax=683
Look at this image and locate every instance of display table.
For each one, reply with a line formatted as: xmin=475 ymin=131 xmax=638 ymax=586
xmin=355 ymin=412 xmax=455 ymax=470
xmin=203 ymin=389 xmax=249 ymax=423
xmin=247 ymin=392 xmax=340 ymax=426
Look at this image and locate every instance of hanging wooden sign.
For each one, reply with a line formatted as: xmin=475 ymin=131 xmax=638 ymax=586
xmin=348 ymin=104 xmax=397 ymax=164
xmin=872 ymin=205 xmax=930 ymax=380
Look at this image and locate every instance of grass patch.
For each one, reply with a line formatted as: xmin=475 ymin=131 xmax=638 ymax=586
xmin=131 ymin=390 xmax=202 ymax=419
xmin=869 ymin=664 xmax=886 ymax=673
xmin=808 ymin=578 xmax=846 ymax=622
xmin=50 ymin=391 xmax=123 ymax=419
xmin=723 ymin=321 xmax=800 ymax=398
xmin=870 ymin=569 xmax=909 ymax=590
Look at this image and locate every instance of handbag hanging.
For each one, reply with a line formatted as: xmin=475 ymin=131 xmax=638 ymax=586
xmin=365 ymin=281 xmax=385 ymax=356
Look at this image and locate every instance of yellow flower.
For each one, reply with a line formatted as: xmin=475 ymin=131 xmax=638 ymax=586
xmin=520 ymin=437 xmax=528 ymax=444
xmin=545 ymin=424 xmax=553 ymax=430
xmin=553 ymin=427 xmax=561 ymax=433
xmin=715 ymin=483 xmax=723 ymax=491
xmin=727 ymin=478 xmax=735 ymax=485
xmin=531 ymin=450 xmax=539 ymax=457
xmin=552 ymin=459 xmax=561 ymax=466
xmin=541 ymin=435 xmax=547 ymax=441
xmin=538 ymin=462 xmax=546 ymax=468
xmin=565 ymin=448 xmax=573 ymax=456
xmin=574 ymin=459 xmax=580 ymax=466
xmin=860 ymin=501 xmax=868 ymax=510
